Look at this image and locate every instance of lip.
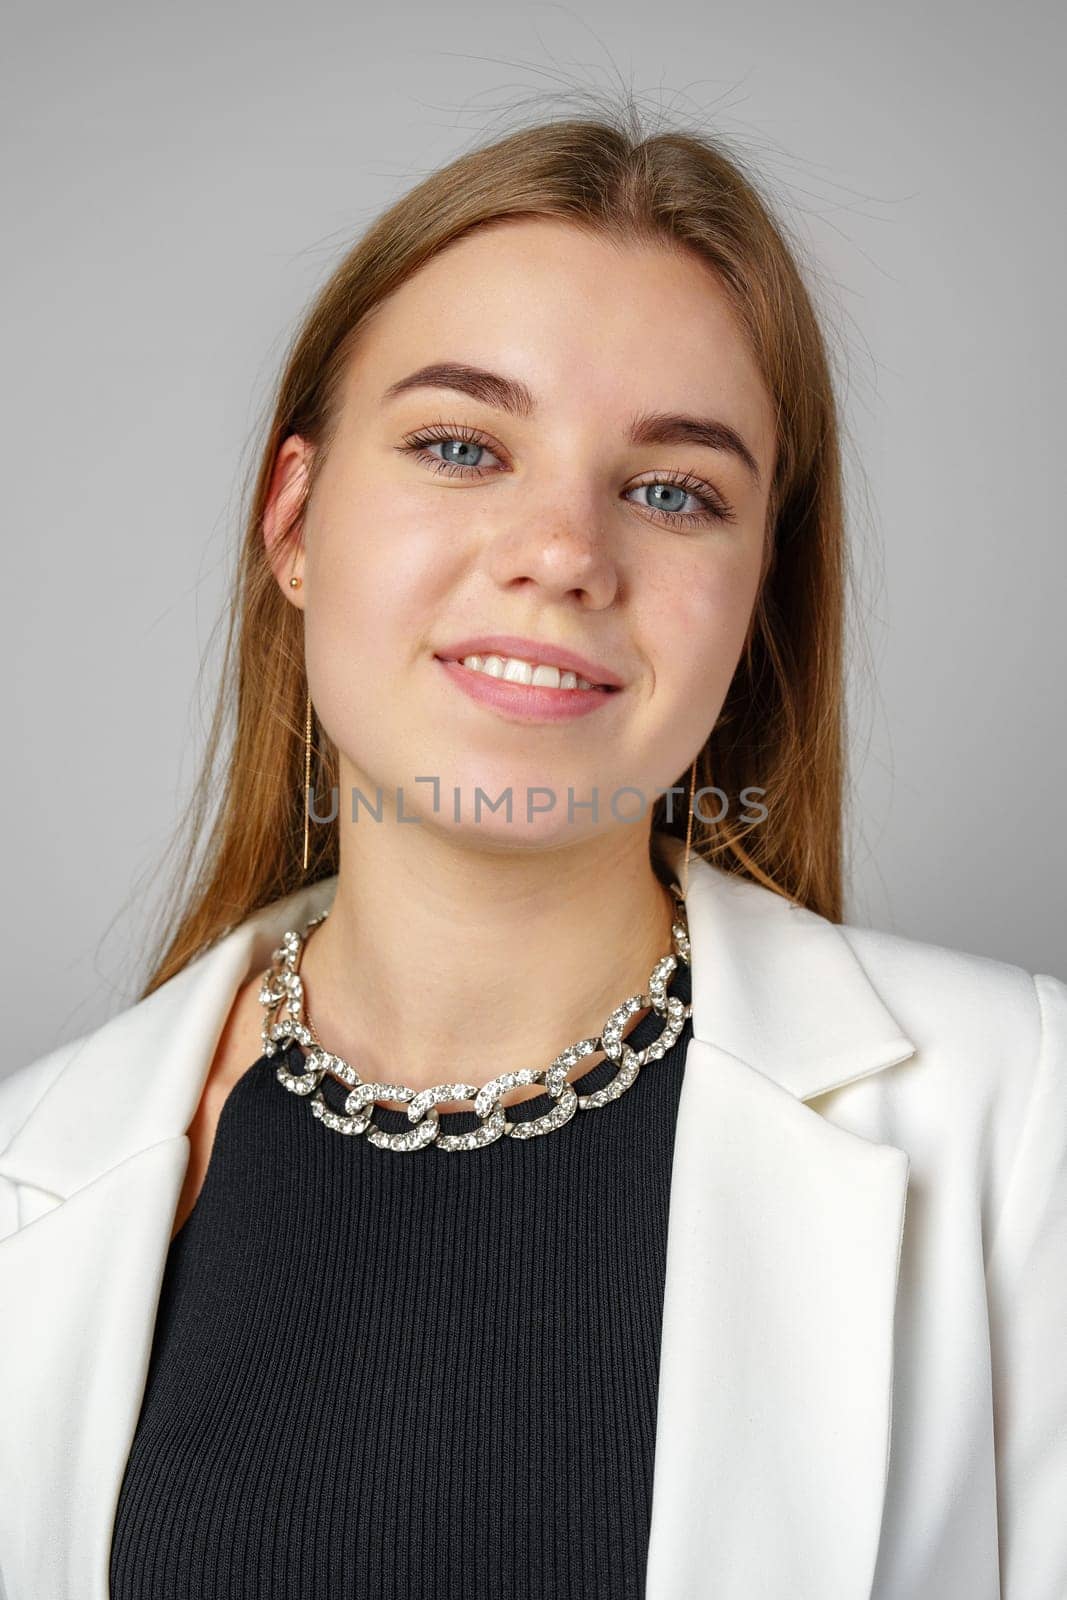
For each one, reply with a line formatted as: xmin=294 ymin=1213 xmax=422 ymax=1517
xmin=434 ymin=656 xmax=618 ymax=722
xmin=434 ymin=634 xmax=625 ymax=690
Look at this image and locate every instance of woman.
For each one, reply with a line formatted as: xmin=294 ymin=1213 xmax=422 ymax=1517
xmin=1 ymin=109 xmax=1063 ymax=1600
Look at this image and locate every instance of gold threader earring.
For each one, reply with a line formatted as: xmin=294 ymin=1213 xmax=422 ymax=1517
xmin=287 ymin=565 xmax=312 ymax=870
xmin=302 ymin=688 xmax=313 ymax=872
xmin=681 ymin=757 xmax=698 ymax=902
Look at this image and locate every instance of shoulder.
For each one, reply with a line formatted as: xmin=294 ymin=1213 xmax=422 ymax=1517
xmin=823 ymin=917 xmax=1066 ymax=1234
xmin=0 ymin=871 xmax=332 ymax=1124
xmin=0 ymin=959 xmax=186 ymax=1155
xmin=835 ymin=917 xmax=1062 ymax=1061
xmin=834 ymin=915 xmax=1065 ymax=1122
xmin=0 ymin=1032 xmax=98 ymax=1238
xmin=0 ymin=957 xmax=238 ymax=1243
xmin=0 ymin=1031 xmax=96 ymax=1153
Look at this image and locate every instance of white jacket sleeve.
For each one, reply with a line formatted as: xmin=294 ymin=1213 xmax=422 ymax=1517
xmin=985 ymin=970 xmax=1067 ymax=1599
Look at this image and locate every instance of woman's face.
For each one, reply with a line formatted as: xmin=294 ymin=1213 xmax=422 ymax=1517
xmin=267 ymin=217 xmax=777 ymax=852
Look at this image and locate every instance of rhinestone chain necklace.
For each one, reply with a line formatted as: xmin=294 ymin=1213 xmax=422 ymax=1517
xmin=258 ymin=880 xmax=693 ymax=1153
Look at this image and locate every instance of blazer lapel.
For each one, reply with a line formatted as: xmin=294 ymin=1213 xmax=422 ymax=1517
xmin=0 ymin=840 xmax=917 ymax=1600
xmin=645 ymin=834 xmax=916 ymax=1598
xmin=0 ymin=876 xmax=339 ymax=1600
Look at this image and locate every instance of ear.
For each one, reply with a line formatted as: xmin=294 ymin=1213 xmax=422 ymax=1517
xmin=263 ymin=436 xmax=313 ymax=608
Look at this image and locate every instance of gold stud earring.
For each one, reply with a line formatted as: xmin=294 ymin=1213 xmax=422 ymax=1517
xmin=289 ymin=574 xmax=302 ymax=588
xmin=302 ymin=688 xmax=313 ymax=871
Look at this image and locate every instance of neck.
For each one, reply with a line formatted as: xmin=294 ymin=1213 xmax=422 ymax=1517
xmin=296 ymin=820 xmax=681 ymax=1099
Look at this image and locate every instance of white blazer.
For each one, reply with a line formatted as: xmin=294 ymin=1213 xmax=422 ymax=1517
xmin=1 ymin=833 xmax=1064 ymax=1600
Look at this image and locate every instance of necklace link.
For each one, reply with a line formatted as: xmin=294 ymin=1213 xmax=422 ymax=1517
xmin=258 ymin=882 xmax=692 ymax=1153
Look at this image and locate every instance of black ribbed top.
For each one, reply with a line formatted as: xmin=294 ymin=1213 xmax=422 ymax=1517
xmin=109 ymin=955 xmax=692 ymax=1599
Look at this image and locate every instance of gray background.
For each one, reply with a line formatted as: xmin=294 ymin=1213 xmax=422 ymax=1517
xmin=4 ymin=0 xmax=1065 ymax=1073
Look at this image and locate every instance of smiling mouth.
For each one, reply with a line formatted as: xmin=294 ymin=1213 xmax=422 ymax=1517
xmin=435 ymin=654 xmax=621 ymax=693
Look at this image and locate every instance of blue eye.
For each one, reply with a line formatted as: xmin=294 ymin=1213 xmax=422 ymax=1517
xmin=399 ymin=423 xmax=502 ymax=478
xmin=429 ymin=436 xmax=490 ymax=469
xmin=628 ymin=481 xmax=720 ymax=521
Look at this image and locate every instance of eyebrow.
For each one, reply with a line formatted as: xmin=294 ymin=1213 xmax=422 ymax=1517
xmin=381 ymin=361 xmax=762 ymax=486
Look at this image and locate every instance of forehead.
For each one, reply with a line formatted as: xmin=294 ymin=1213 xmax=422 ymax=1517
xmin=342 ymin=217 xmax=775 ymax=463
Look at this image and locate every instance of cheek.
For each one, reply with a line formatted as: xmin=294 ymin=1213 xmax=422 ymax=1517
xmin=305 ymin=480 xmax=458 ymax=663
xmin=650 ymin=550 xmax=760 ymax=681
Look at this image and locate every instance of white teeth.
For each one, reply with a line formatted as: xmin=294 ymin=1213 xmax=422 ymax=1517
xmin=458 ymin=654 xmax=596 ymax=691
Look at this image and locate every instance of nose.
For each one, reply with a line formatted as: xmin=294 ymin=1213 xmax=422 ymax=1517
xmin=485 ymin=504 xmax=620 ymax=609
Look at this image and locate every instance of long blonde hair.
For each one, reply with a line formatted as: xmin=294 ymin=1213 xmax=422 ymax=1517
xmin=137 ymin=102 xmax=852 ymax=999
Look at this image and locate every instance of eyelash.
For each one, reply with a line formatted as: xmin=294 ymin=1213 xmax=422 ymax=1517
xmin=395 ymin=419 xmax=736 ymax=527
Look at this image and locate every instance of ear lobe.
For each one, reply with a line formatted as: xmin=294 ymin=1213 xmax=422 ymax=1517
xmin=265 ymin=519 xmax=306 ymax=607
